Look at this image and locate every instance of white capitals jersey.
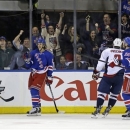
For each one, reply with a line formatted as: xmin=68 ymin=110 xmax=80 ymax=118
xmin=96 ymin=48 xmax=124 ymax=75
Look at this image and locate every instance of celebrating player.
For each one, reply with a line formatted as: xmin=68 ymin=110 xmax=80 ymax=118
xmin=91 ymin=38 xmax=124 ymax=118
xmin=24 ymin=38 xmax=53 ymax=116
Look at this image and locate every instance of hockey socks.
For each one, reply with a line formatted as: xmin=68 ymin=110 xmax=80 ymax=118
xmin=30 ymin=88 xmax=41 ymax=108
xmin=108 ymin=93 xmax=118 ymax=107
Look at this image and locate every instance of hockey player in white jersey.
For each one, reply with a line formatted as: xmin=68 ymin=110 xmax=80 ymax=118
xmin=91 ymin=38 xmax=124 ymax=118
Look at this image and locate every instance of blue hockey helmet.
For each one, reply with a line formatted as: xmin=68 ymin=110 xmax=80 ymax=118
xmin=124 ymin=37 xmax=130 ymax=47
xmin=37 ymin=38 xmax=46 ymax=44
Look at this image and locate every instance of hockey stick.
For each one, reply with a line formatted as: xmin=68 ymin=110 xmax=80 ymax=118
xmin=81 ymin=54 xmax=124 ymax=69
xmin=0 ymin=96 xmax=14 ymax=102
xmin=48 ymin=84 xmax=65 ymax=114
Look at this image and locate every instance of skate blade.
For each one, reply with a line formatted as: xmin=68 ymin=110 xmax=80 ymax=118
xmin=27 ymin=113 xmax=41 ymax=116
xmin=91 ymin=115 xmax=98 ymax=119
xmin=102 ymin=114 xmax=108 ymax=118
xmin=122 ymin=117 xmax=130 ymax=120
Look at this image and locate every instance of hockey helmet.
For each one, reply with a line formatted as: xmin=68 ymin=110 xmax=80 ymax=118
xmin=37 ymin=37 xmax=46 ymax=44
xmin=113 ymin=38 xmax=122 ymax=47
xmin=124 ymin=37 xmax=130 ymax=47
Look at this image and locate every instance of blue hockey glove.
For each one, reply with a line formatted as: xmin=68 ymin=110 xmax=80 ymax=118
xmin=23 ymin=52 xmax=31 ymax=64
xmin=92 ymin=69 xmax=100 ymax=80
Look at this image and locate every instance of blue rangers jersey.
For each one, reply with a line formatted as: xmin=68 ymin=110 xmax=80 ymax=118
xmin=25 ymin=49 xmax=53 ymax=77
xmin=122 ymin=48 xmax=130 ymax=74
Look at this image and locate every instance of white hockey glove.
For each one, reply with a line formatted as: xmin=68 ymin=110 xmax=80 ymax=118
xmin=46 ymin=76 xmax=53 ymax=86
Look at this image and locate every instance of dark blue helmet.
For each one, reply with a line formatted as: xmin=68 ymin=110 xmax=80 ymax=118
xmin=37 ymin=37 xmax=46 ymax=44
xmin=124 ymin=37 xmax=130 ymax=47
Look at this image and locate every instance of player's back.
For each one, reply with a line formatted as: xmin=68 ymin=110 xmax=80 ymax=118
xmin=97 ymin=48 xmax=124 ymax=75
xmin=105 ymin=48 xmax=124 ymax=75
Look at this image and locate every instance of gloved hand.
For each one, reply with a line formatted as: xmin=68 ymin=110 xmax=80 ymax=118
xmin=46 ymin=76 xmax=53 ymax=86
xmin=23 ymin=52 xmax=31 ymax=64
xmin=109 ymin=57 xmax=120 ymax=68
xmin=92 ymin=69 xmax=100 ymax=80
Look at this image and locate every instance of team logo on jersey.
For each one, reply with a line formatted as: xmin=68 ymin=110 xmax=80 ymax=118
xmin=126 ymin=58 xmax=130 ymax=66
xmin=124 ymin=52 xmax=130 ymax=56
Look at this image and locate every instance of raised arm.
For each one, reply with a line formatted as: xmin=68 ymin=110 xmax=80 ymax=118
xmin=57 ymin=12 xmax=64 ymax=28
xmin=61 ymin=24 xmax=67 ymax=35
xmin=13 ymin=30 xmax=24 ymax=49
xmin=41 ymin=13 xmax=48 ymax=37
xmin=85 ymin=15 xmax=90 ymax=31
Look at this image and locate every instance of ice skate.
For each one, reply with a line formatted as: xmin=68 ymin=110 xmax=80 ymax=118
xmin=102 ymin=105 xmax=112 ymax=118
xmin=122 ymin=110 xmax=130 ymax=120
xmin=91 ymin=106 xmax=102 ymax=119
xmin=27 ymin=107 xmax=41 ymax=116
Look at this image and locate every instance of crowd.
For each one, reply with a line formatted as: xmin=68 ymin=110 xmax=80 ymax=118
xmin=0 ymin=0 xmax=129 ymax=70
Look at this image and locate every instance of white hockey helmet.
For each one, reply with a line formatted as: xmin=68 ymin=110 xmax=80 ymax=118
xmin=113 ymin=38 xmax=122 ymax=48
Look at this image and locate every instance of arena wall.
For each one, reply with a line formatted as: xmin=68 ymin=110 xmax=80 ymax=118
xmin=0 ymin=71 xmax=126 ymax=114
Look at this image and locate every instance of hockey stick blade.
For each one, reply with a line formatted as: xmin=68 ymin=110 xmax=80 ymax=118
xmin=0 ymin=96 xmax=14 ymax=102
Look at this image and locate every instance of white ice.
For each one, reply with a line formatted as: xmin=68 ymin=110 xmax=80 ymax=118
xmin=0 ymin=114 xmax=129 ymax=130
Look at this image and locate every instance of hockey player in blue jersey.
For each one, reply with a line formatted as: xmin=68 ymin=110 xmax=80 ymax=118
xmin=120 ymin=37 xmax=130 ymax=118
xmin=24 ymin=38 xmax=53 ymax=116
xmin=91 ymin=38 xmax=124 ymax=118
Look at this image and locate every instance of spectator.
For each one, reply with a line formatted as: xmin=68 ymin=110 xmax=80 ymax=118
xmin=83 ymin=16 xmax=101 ymax=67
xmin=41 ymin=12 xmax=64 ymax=58
xmin=9 ymin=30 xmax=31 ymax=70
xmin=68 ymin=53 xmax=88 ymax=70
xmin=32 ymin=26 xmax=44 ymax=50
xmin=121 ymin=13 xmax=130 ymax=39
xmin=7 ymin=40 xmax=13 ymax=49
xmin=61 ymin=25 xmax=81 ymax=61
xmin=45 ymin=15 xmax=52 ymax=28
xmin=0 ymin=36 xmax=15 ymax=70
xmin=56 ymin=55 xmax=68 ymax=70
xmin=95 ymin=13 xmax=117 ymax=45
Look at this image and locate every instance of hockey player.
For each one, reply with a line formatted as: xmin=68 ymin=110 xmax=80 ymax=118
xmin=120 ymin=37 xmax=130 ymax=118
xmin=91 ymin=38 xmax=124 ymax=118
xmin=24 ymin=38 xmax=53 ymax=116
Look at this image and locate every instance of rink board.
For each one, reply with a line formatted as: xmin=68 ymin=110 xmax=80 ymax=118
xmin=0 ymin=71 xmax=126 ymax=114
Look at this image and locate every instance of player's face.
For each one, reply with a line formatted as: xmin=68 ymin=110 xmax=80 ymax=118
xmin=48 ymin=26 xmax=54 ymax=35
xmin=37 ymin=43 xmax=43 ymax=50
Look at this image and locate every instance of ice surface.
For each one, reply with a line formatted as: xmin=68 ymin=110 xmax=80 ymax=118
xmin=0 ymin=114 xmax=129 ymax=130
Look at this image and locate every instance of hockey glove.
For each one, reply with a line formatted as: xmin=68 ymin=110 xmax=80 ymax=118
xmin=46 ymin=76 xmax=53 ymax=86
xmin=92 ymin=69 xmax=100 ymax=80
xmin=23 ymin=52 xmax=31 ymax=64
xmin=109 ymin=57 xmax=121 ymax=68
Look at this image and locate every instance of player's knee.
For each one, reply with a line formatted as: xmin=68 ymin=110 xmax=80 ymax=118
xmin=97 ymin=91 xmax=107 ymax=100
